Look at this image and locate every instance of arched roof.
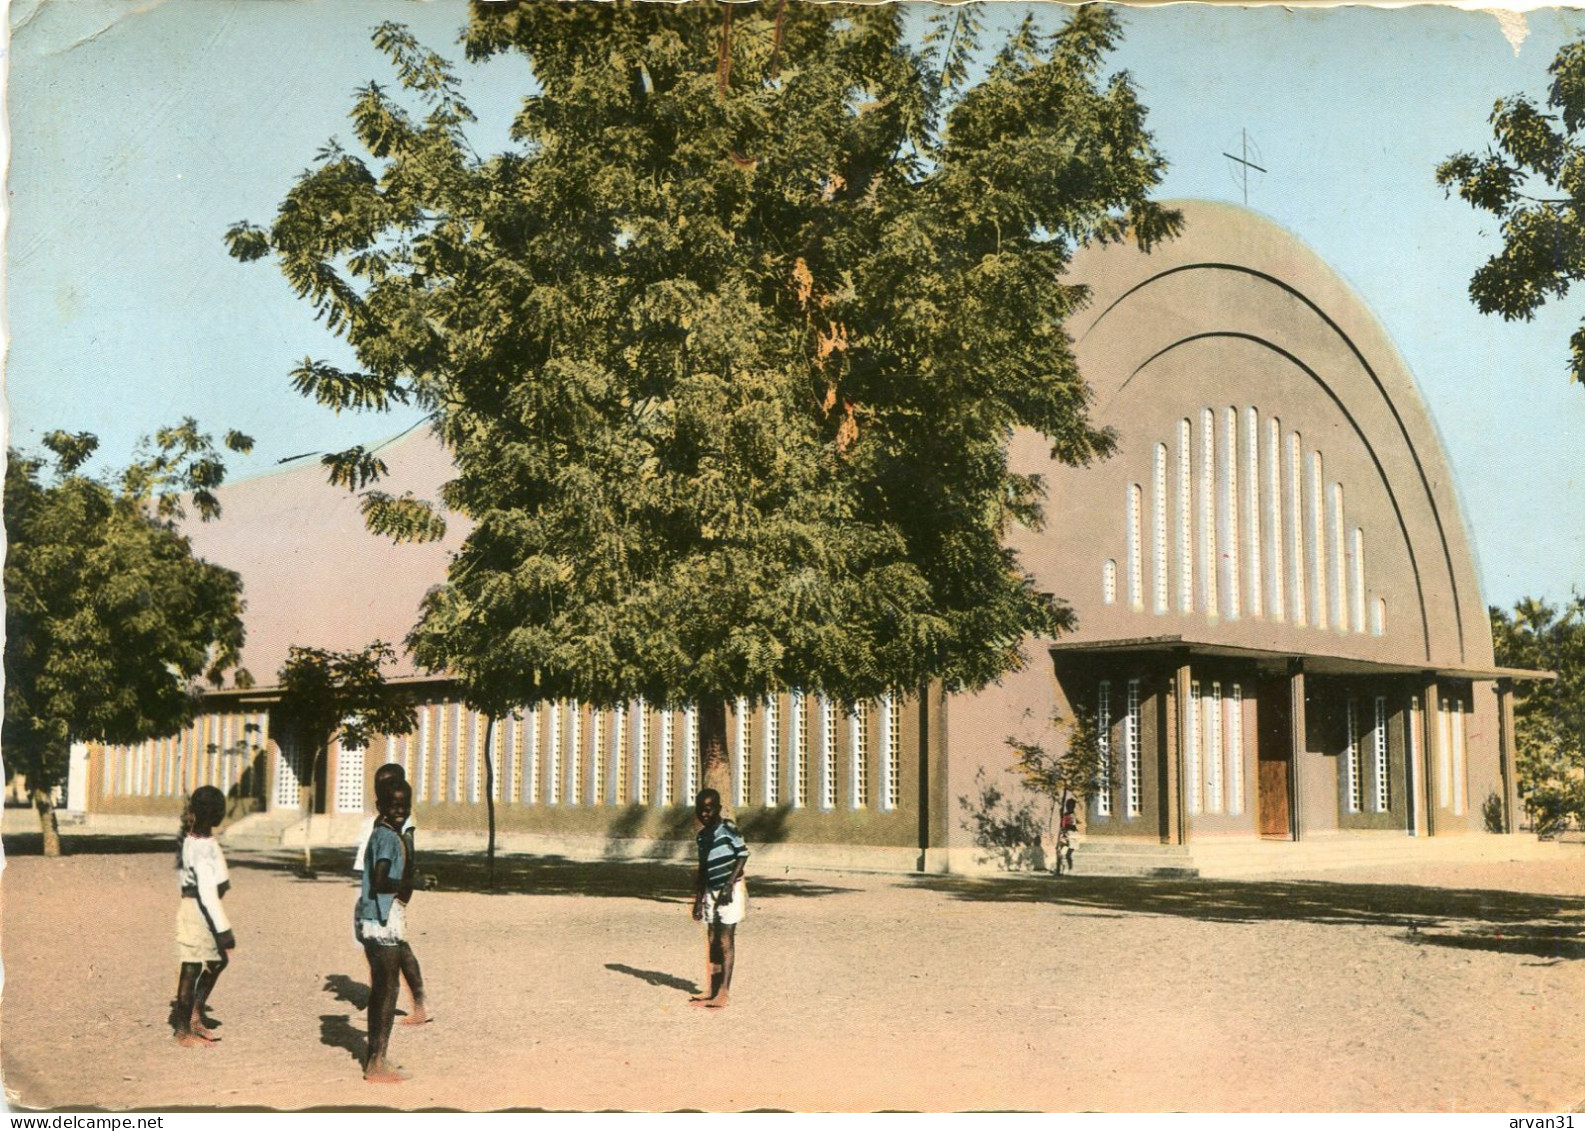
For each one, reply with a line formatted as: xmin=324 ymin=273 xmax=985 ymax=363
xmin=1010 ymin=200 xmax=1493 ymax=671
xmin=183 ymin=427 xmax=468 ymax=691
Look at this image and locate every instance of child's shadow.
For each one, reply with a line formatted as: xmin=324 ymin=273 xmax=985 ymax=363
xmin=319 ymin=1014 xmax=365 ymax=1065
xmin=323 ymin=974 xmax=370 ymax=1010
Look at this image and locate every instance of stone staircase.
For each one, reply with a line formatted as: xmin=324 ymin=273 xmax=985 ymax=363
xmin=1068 ymin=840 xmax=1199 ymax=878
xmin=219 ymin=810 xmax=308 ymax=851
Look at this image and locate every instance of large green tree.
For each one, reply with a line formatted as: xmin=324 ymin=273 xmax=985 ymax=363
xmin=3 ymin=422 xmax=253 ymax=855
xmin=1438 ymin=38 xmax=1585 ymax=386
xmin=1490 ymin=596 xmax=1585 ymax=835
xmin=227 ymin=2 xmax=1179 ymax=796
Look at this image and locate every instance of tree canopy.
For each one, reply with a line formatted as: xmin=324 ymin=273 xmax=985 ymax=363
xmin=1490 ymin=596 xmax=1585 ymax=835
xmin=3 ymin=423 xmax=252 ymax=852
xmin=228 ymin=2 xmax=1179 ymax=749
xmin=1438 ymin=38 xmax=1585 ymax=386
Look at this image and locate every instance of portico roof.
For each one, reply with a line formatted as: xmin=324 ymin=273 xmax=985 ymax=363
xmin=1047 ymin=635 xmax=1554 ymax=682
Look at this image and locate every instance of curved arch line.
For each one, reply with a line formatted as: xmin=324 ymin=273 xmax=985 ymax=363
xmin=1080 ymin=262 xmax=1467 ymax=660
xmin=1121 ymin=331 xmax=1433 ymax=664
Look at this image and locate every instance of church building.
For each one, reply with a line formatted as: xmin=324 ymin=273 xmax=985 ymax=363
xmin=75 ymin=202 xmax=1540 ymax=874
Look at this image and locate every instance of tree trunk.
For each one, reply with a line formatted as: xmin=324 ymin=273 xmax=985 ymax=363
xmin=483 ymin=715 xmax=497 ymax=888
xmin=32 ymin=786 xmax=62 ymax=858
xmin=698 ymin=695 xmax=734 ymax=815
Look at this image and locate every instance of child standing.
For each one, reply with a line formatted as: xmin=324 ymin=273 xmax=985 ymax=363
xmin=356 ymin=779 xmax=417 ymax=1083
xmin=690 ymin=788 xmax=749 ymax=1010
xmin=352 ymin=763 xmax=429 ymax=1026
xmin=174 ymin=785 xmax=236 ymax=1047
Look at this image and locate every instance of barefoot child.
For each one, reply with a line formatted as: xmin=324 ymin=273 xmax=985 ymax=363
xmin=356 ymin=779 xmax=418 ymax=1082
xmin=690 ymin=788 xmax=748 ymax=1010
xmin=174 ymin=785 xmax=236 ymax=1046
xmin=353 ymin=763 xmax=430 ymax=1026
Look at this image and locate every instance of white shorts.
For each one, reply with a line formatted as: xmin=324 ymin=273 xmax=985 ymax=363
xmin=175 ymin=898 xmax=222 ymax=963
xmin=358 ymin=899 xmax=407 ymax=946
xmin=700 ymin=879 xmax=747 ymax=927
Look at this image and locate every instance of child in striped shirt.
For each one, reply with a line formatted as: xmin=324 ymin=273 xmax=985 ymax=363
xmin=690 ymin=788 xmax=748 ymax=1009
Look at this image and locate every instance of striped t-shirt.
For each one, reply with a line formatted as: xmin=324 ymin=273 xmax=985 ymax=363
xmin=696 ymin=819 xmax=749 ymax=893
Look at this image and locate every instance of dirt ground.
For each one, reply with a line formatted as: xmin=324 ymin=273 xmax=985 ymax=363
xmin=2 ymin=834 xmax=1583 ymax=1113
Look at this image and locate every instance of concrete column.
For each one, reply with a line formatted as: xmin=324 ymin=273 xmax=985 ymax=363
xmin=1287 ymin=659 xmax=1306 ymax=841
xmin=1168 ymin=655 xmax=1191 ymax=845
xmin=1420 ymin=675 xmax=1440 ymax=837
xmin=1496 ymin=680 xmax=1519 ymax=834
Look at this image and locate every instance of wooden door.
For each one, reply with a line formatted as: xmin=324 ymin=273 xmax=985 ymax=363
xmin=1257 ymin=679 xmax=1293 ymax=838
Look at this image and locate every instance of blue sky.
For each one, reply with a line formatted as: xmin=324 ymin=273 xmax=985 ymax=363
xmin=5 ymin=0 xmax=1583 ymax=611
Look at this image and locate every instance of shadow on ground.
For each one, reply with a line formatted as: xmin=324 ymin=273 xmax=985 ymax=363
xmin=227 ymin=848 xmax=857 ymax=903
xmin=2 ymin=833 xmax=173 ymax=857
xmin=903 ymin=873 xmax=1585 ymax=960
xmin=604 ymin=963 xmax=699 ymax=993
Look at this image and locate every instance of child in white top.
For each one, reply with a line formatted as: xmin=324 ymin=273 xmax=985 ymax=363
xmin=174 ymin=785 xmax=235 ymax=1046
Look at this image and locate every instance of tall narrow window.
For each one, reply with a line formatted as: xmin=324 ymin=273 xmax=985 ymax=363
xmin=1351 ymin=529 xmax=1367 ymax=634
xmin=659 ymin=708 xmax=673 ymax=806
xmin=414 ymin=704 xmax=431 ymax=803
xmin=1096 ymin=681 xmax=1113 ymax=818
xmin=1308 ymin=453 xmax=1327 ymax=630
xmin=1267 ymin=418 xmax=1285 ymax=620
xmin=792 ymin=691 xmax=808 ymax=807
xmin=1436 ymin=696 xmax=1452 ymax=810
xmin=591 ymin=710 xmax=606 ymax=807
xmin=1103 ymin=558 xmax=1119 ymax=606
xmin=1246 ymin=408 xmax=1262 ymax=617
xmin=733 ymin=697 xmax=749 ymax=809
xmin=1328 ymin=482 xmax=1346 ymax=631
xmin=1372 ymin=696 xmax=1389 ymax=813
xmin=1228 ymin=684 xmax=1245 ymax=816
xmin=1127 ymin=482 xmax=1142 ymax=607
xmin=1178 ymin=419 xmax=1194 ymax=613
xmin=821 ymin=696 xmax=838 ymax=809
xmin=613 ymin=704 xmax=627 ymax=804
xmin=636 ymin=698 xmax=650 ymax=804
xmin=506 ymin=715 xmax=521 ymax=804
xmin=1125 ymin=680 xmax=1142 ymax=818
xmin=1373 ymin=597 xmax=1387 ymax=637
xmin=881 ymin=692 xmax=901 ymax=811
xmin=449 ymin=703 xmax=464 ymax=803
xmin=1200 ymin=408 xmax=1217 ymax=617
xmin=1406 ymin=694 xmax=1420 ymax=830
xmin=1223 ymin=407 xmax=1240 ymax=619
xmin=684 ymin=705 xmax=699 ymax=801
xmin=1451 ymin=697 xmax=1467 ymax=816
xmin=1206 ymin=680 xmax=1223 ymax=814
xmin=487 ymin=714 xmax=501 ymax=804
xmin=765 ymin=694 xmax=783 ymax=807
xmin=1344 ymin=698 xmax=1362 ymax=814
xmin=1153 ymin=443 xmax=1169 ymax=614
xmin=548 ymin=702 xmax=563 ymax=805
xmin=1288 ymin=433 xmax=1306 ymax=626
xmin=1187 ymin=681 xmax=1203 ymax=815
xmin=525 ymin=706 xmax=540 ymax=804
xmin=576 ymin=696 xmax=589 ymax=801
xmin=851 ymin=701 xmax=869 ymax=808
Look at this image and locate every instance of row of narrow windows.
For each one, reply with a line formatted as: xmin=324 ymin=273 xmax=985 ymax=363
xmin=1093 ymin=679 xmax=1143 ymax=819
xmin=1087 ymin=683 xmax=1473 ymax=822
xmin=1102 ymin=408 xmax=1387 ymax=637
xmin=102 ymin=696 xmax=905 ymax=816
xmin=1187 ymin=682 xmax=1247 ymax=817
xmin=103 ymin=710 xmax=267 ymax=801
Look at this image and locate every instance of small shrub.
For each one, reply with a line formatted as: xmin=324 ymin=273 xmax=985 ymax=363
xmin=957 ymin=769 xmax=1044 ymax=871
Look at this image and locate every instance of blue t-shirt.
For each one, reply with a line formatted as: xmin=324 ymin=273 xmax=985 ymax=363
xmin=355 ymin=824 xmax=406 ymax=925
